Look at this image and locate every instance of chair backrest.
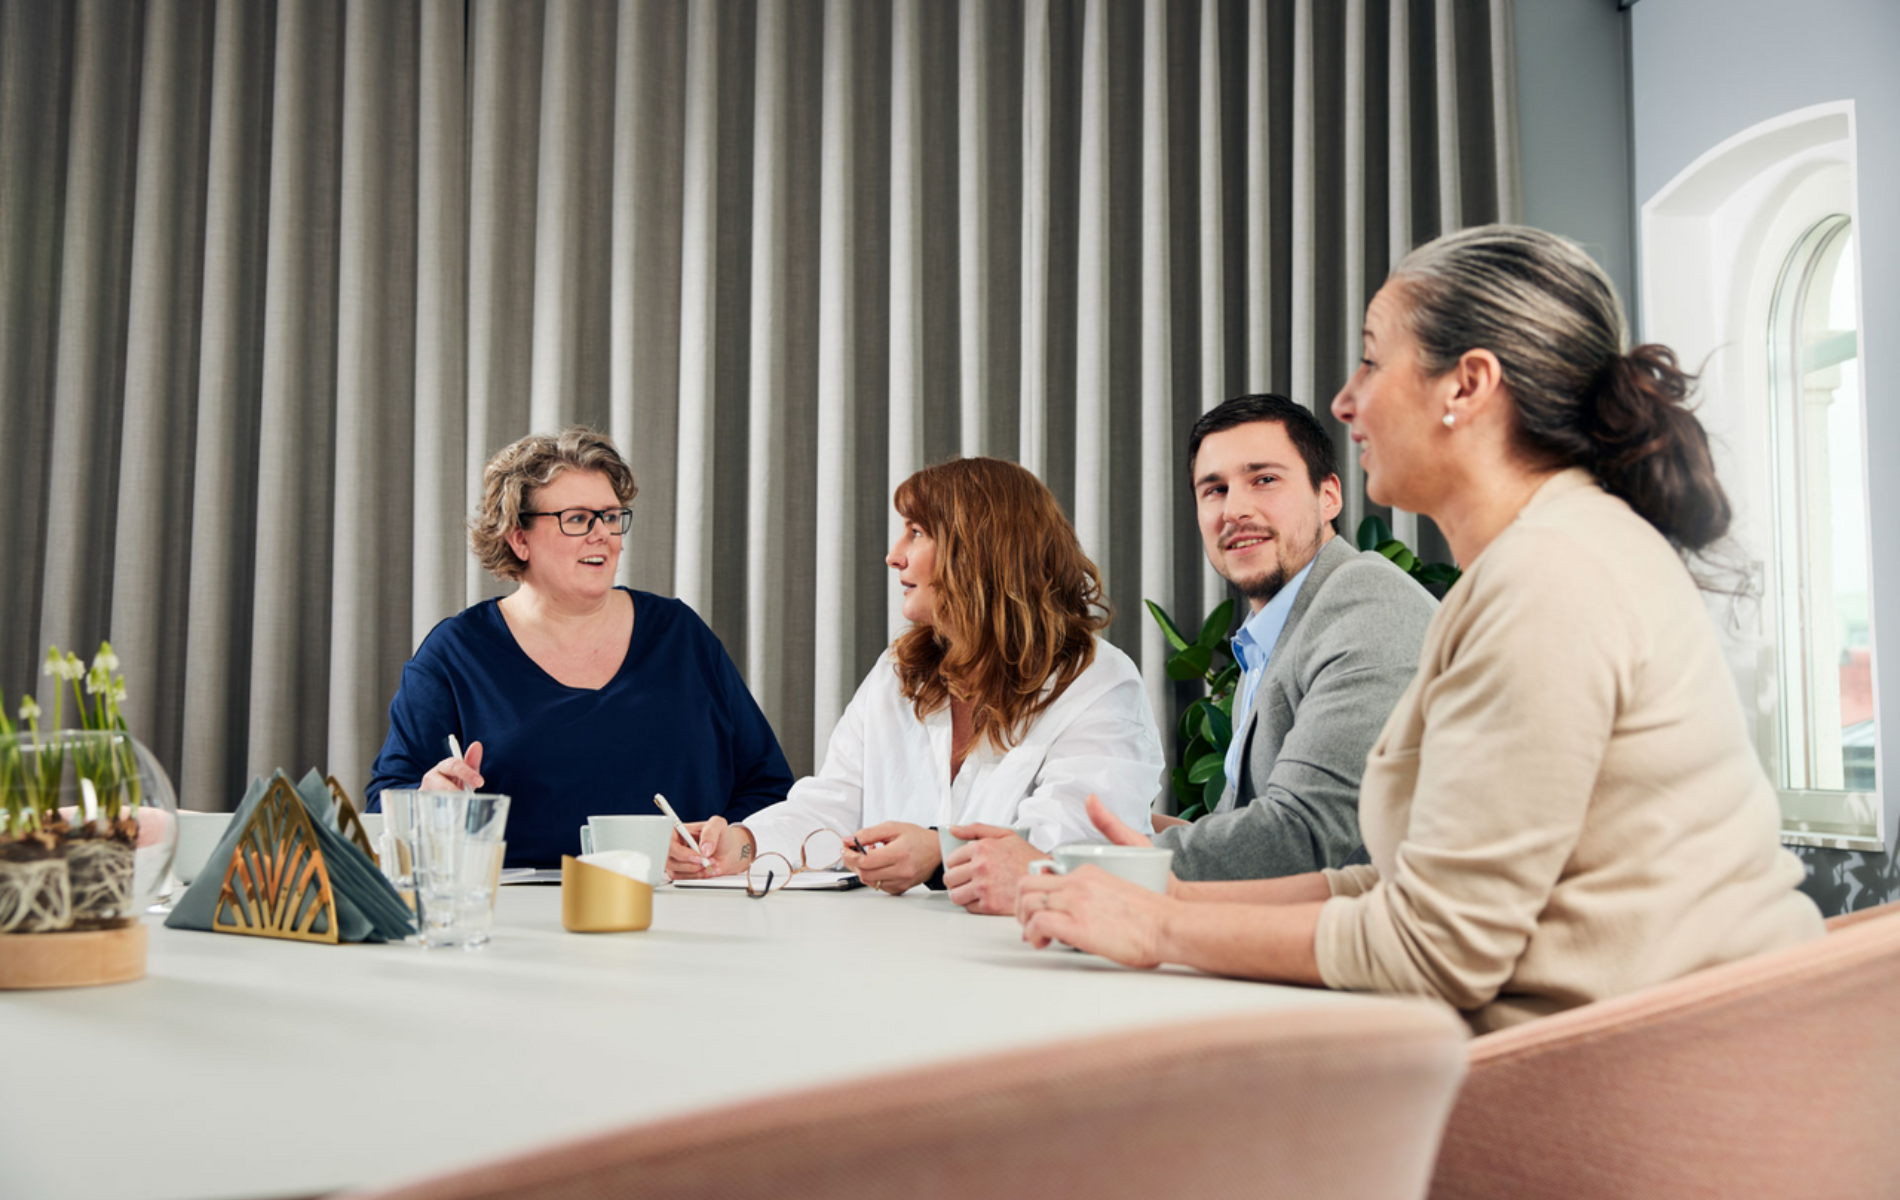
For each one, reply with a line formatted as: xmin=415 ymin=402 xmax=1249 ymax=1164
xmin=1430 ymin=902 xmax=1900 ymax=1200
xmin=351 ymin=1000 xmax=1468 ymax=1200
xmin=1824 ymin=896 xmax=1900 ymax=933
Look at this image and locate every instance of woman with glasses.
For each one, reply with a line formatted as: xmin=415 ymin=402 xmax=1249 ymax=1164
xmin=365 ymin=426 xmax=793 ymax=867
xmin=667 ymin=457 xmax=1167 ymax=900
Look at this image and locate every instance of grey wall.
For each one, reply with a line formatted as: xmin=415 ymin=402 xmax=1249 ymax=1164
xmin=1630 ymin=0 xmax=1900 ymax=915
xmin=1512 ymin=0 xmax=1636 ymax=316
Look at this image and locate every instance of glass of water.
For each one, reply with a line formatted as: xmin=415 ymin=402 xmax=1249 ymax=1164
xmin=393 ymin=791 xmax=510 ymax=950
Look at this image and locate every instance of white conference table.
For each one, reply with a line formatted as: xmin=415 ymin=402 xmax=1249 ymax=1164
xmin=5 ymin=883 xmax=1433 ymax=1200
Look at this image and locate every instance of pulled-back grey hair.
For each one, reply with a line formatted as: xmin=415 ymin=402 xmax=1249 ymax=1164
xmin=469 ymin=426 xmax=638 ymax=582
xmin=1390 ymin=224 xmax=1731 ymax=552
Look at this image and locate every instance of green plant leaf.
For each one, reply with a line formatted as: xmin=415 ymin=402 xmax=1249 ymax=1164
xmin=1166 ymin=644 xmax=1213 ymax=681
xmin=1170 ymin=767 xmax=1195 ymax=811
xmin=1357 ymin=515 xmax=1393 ymax=552
xmin=1416 ymin=562 xmax=1462 ymax=587
xmin=1182 ymin=735 xmax=1212 ymax=767
xmin=1179 ymin=802 xmax=1207 ymax=822
xmin=1145 ymin=600 xmax=1191 ymax=653
xmin=1200 ymin=704 xmax=1233 ymax=749
xmin=1376 ymin=540 xmax=1418 ymax=573
xmin=1209 ymin=663 xmax=1241 ymax=698
xmin=1186 ymin=751 xmax=1226 ymax=784
xmin=1194 ymin=598 xmax=1235 ymax=651
xmin=1202 ymin=774 xmax=1225 ymax=812
xmin=1178 ymin=699 xmax=1208 ymax=747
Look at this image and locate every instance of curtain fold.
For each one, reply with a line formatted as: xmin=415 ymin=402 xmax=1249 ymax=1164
xmin=0 ymin=0 xmax=1519 ymax=807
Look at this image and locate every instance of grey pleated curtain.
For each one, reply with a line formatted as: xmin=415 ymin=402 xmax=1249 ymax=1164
xmin=0 ymin=0 xmax=1517 ymax=812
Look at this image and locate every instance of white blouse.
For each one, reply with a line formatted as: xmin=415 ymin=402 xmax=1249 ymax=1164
xmin=743 ymin=639 xmax=1166 ymax=861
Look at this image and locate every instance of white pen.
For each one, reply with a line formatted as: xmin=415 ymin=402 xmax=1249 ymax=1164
xmin=447 ymin=735 xmax=473 ymax=792
xmin=652 ymin=792 xmax=704 ymax=855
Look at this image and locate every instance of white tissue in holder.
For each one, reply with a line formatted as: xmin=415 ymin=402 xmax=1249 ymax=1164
xmin=578 ymin=849 xmax=653 ymax=886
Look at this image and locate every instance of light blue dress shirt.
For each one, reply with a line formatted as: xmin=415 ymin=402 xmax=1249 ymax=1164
xmin=1222 ymin=556 xmax=1318 ymax=791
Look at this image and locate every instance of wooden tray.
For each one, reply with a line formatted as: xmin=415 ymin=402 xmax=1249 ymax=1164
xmin=0 ymin=923 xmax=147 ymax=989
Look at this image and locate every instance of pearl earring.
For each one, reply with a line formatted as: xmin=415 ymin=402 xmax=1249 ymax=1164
xmin=1442 ymin=412 xmax=1456 ymax=429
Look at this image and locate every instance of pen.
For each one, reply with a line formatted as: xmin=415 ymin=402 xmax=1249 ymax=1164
xmin=652 ymin=793 xmax=704 ymax=855
xmin=446 ymin=735 xmax=473 ymax=792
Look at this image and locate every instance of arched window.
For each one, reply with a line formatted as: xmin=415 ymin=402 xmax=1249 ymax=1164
xmin=1767 ymin=215 xmax=1874 ymax=798
xmin=1641 ymin=102 xmax=1882 ymax=850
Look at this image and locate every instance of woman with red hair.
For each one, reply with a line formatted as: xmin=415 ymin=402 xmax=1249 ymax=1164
xmin=669 ymin=457 xmax=1166 ymax=899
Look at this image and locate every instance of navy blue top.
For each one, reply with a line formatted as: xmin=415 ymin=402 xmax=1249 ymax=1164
xmin=365 ymin=589 xmax=793 ymax=868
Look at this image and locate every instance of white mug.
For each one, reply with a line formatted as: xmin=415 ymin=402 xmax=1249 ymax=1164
xmin=173 ymin=810 xmax=235 ymax=884
xmin=578 ymin=815 xmax=675 ymax=883
xmin=1027 ymin=843 xmax=1173 ymax=894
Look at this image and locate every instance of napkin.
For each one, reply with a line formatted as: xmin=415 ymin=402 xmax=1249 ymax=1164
xmin=578 ymin=849 xmax=652 ymax=884
xmin=165 ymin=769 xmax=416 ymax=943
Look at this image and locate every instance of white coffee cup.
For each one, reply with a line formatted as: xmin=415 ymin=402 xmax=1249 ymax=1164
xmin=578 ymin=815 xmax=675 ymax=883
xmin=1027 ymin=842 xmax=1174 ymax=893
xmin=173 ymin=810 xmax=235 ymax=884
xmin=936 ymin=822 xmax=1035 ymax=868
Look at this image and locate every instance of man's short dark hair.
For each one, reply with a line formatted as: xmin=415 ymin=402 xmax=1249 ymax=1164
xmin=1186 ymin=394 xmax=1338 ymax=491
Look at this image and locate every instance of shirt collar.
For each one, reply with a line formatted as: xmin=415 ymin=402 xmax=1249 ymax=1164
xmin=1230 ymin=553 xmax=1319 ymax=674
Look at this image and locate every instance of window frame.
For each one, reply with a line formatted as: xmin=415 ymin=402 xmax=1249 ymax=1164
xmin=1639 ymin=102 xmax=1885 ymax=852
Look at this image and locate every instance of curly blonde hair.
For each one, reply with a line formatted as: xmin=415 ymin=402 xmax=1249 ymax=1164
xmin=469 ymin=426 xmax=638 ymax=582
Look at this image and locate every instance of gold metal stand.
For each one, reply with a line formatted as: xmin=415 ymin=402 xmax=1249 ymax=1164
xmin=327 ymin=775 xmax=378 ymax=865
xmin=213 ymin=777 xmax=340 ymax=944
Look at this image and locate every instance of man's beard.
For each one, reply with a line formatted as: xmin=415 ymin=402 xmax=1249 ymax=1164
xmin=1238 ymin=560 xmax=1291 ymax=606
xmin=1223 ymin=518 xmax=1321 ymax=606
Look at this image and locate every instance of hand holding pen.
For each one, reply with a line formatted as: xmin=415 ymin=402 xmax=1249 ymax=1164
xmin=421 ymin=737 xmax=485 ymax=792
xmin=663 ymin=813 xmax=758 ymax=880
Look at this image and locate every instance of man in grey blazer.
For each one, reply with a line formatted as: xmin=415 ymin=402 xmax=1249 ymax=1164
xmin=1153 ymin=394 xmax=1435 ymax=880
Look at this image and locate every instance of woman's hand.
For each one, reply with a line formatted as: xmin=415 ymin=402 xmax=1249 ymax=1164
xmin=841 ymin=821 xmax=940 ymax=894
xmin=1016 ymin=865 xmax=1171 ymax=969
xmin=1083 ymin=793 xmax=1187 ymax=898
xmin=420 ymin=741 xmax=484 ymax=792
xmin=665 ymin=816 xmax=755 ymax=880
xmin=943 ymin=826 xmax=1048 ymax=915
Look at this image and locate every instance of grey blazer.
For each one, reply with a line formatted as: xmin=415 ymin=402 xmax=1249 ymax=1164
xmin=1156 ymin=535 xmax=1436 ymax=881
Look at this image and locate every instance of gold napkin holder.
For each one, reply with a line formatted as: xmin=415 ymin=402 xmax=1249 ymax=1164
xmin=561 ymin=855 xmax=652 ymax=933
xmin=327 ymin=776 xmax=378 ymax=866
xmin=213 ymin=777 xmax=340 ymax=944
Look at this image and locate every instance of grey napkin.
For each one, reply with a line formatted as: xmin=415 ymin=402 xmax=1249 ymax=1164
xmin=165 ymin=769 xmax=415 ymax=943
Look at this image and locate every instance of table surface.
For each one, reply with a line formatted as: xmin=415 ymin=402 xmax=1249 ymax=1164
xmin=4 ymin=884 xmax=1422 ymax=1200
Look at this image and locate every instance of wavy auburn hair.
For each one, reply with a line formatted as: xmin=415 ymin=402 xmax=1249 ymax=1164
xmin=891 ymin=458 xmax=1111 ymax=753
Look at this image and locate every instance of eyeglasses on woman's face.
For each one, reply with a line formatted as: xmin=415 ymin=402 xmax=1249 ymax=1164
xmin=520 ymin=507 xmax=633 ymax=537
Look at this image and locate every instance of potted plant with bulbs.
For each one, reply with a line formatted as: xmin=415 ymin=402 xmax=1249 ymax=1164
xmin=0 ymin=644 xmax=177 ymax=987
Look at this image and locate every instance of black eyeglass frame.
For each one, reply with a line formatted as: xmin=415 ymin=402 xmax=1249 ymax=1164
xmin=520 ymin=507 xmax=634 ymax=536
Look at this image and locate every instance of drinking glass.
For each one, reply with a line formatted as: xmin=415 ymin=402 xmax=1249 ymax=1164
xmin=383 ymin=791 xmax=509 ymax=950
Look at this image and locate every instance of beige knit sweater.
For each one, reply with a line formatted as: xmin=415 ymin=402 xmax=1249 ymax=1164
xmin=1315 ymin=469 xmax=1823 ymax=1033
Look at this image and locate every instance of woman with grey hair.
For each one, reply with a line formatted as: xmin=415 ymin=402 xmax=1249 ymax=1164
xmin=1017 ymin=225 xmax=1822 ymax=1032
xmin=365 ymin=426 xmax=793 ymax=868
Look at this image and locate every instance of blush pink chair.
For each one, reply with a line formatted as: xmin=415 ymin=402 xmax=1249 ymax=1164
xmin=351 ymin=1000 xmax=1468 ymax=1200
xmin=1429 ymin=899 xmax=1900 ymax=1200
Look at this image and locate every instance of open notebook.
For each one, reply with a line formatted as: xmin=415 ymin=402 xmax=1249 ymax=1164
xmin=673 ymin=870 xmax=862 ymax=891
